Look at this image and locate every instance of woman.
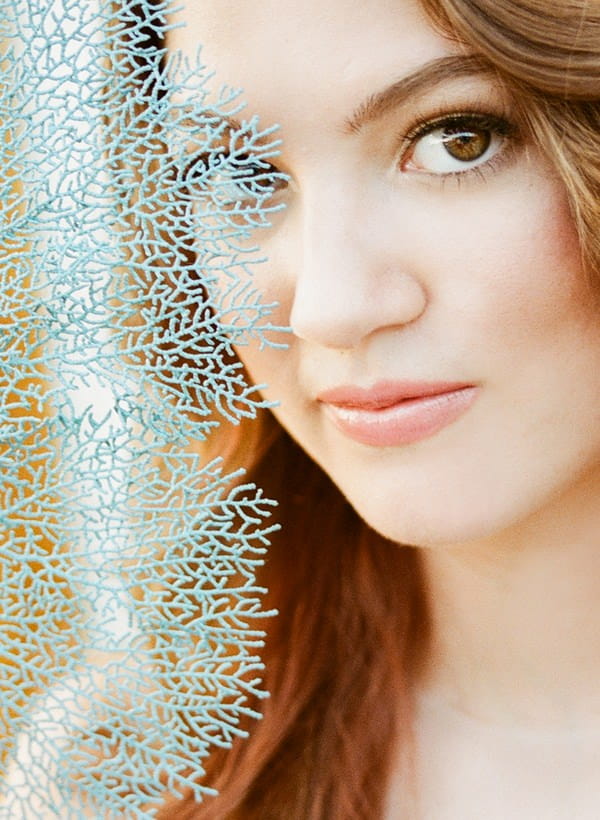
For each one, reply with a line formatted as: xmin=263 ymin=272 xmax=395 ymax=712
xmin=159 ymin=0 xmax=600 ymax=817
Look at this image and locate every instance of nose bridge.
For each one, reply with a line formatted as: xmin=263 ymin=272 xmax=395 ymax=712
xmin=301 ymin=175 xmax=363 ymax=289
xmin=289 ymin=172 xmax=427 ymax=349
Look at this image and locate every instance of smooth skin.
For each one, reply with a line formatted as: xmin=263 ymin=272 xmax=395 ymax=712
xmin=169 ymin=1 xmax=600 ymax=816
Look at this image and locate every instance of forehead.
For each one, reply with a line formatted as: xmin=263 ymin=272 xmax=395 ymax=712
xmin=167 ymin=0 xmax=461 ymax=128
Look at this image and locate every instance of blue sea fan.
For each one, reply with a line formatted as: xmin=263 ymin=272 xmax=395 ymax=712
xmin=0 ymin=0 xmax=283 ymax=815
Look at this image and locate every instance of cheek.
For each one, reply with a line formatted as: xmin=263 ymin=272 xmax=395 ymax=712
xmin=425 ymin=169 xmax=588 ymax=351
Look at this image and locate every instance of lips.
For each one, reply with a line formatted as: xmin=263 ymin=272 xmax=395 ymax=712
xmin=317 ymin=380 xmax=478 ymax=447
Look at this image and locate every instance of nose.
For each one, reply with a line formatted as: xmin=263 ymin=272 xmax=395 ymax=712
xmin=288 ymin=181 xmax=427 ymax=350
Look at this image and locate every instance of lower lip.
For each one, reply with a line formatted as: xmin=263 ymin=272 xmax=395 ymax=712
xmin=322 ymin=387 xmax=478 ymax=447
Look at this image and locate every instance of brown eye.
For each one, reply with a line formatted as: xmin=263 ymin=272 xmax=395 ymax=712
xmin=403 ymin=113 xmax=513 ymax=176
xmin=441 ymin=126 xmax=491 ymax=162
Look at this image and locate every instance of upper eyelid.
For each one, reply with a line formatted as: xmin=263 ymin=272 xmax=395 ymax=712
xmin=402 ymin=111 xmax=518 ymax=142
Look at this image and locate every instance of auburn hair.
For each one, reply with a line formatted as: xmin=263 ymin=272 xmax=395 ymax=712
xmin=158 ymin=1 xmax=600 ymax=817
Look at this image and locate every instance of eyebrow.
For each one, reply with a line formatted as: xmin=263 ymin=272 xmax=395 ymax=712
xmin=344 ymin=54 xmax=495 ymax=134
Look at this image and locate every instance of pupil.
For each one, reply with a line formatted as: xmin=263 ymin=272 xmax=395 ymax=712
xmin=442 ymin=127 xmax=490 ymax=162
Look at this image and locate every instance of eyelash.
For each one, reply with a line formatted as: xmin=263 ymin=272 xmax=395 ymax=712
xmin=398 ymin=109 xmax=520 ymax=183
xmin=181 ymin=149 xmax=287 ymax=208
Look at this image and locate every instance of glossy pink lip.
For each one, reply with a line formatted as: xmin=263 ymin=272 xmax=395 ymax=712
xmin=317 ymin=381 xmax=478 ymax=447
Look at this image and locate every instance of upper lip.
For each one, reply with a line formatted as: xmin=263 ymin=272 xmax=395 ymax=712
xmin=316 ymin=380 xmax=475 ymax=410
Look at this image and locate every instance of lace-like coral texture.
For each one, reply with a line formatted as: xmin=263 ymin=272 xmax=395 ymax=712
xmin=0 ymin=0 xmax=283 ymax=815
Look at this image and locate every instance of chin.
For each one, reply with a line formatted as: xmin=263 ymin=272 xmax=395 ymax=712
xmin=344 ymin=485 xmax=532 ymax=551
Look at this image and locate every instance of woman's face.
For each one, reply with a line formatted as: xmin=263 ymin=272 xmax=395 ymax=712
xmin=170 ymin=0 xmax=600 ymax=548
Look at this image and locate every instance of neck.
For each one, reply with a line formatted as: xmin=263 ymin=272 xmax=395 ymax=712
xmin=416 ymin=469 xmax=600 ymax=729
